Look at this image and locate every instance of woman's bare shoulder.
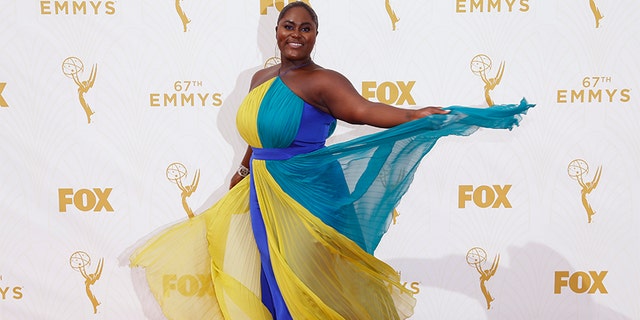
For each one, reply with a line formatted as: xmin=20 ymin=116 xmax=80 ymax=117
xmin=306 ymin=68 xmax=357 ymax=97
xmin=299 ymin=67 xmax=358 ymax=111
xmin=304 ymin=67 xmax=353 ymax=93
xmin=309 ymin=67 xmax=346 ymax=80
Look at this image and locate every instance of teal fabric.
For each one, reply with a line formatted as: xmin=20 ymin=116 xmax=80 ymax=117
xmin=257 ymin=77 xmax=304 ymax=148
xmin=267 ymin=99 xmax=535 ymax=254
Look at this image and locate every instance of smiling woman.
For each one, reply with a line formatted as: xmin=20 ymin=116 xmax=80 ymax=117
xmin=276 ymin=3 xmax=317 ymax=65
xmin=129 ymin=2 xmax=534 ymax=319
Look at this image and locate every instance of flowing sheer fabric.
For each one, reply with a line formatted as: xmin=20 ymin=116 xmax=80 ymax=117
xmin=269 ymin=99 xmax=534 ymax=253
xmin=130 ymin=178 xmax=271 ymax=319
xmin=130 ymin=75 xmax=534 ymax=320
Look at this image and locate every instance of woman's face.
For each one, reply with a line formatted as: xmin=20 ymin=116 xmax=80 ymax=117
xmin=276 ymin=7 xmax=317 ymax=62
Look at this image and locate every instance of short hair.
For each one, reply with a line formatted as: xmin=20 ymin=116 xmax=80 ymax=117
xmin=277 ymin=2 xmax=319 ymax=30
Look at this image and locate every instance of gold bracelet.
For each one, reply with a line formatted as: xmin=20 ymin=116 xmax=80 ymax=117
xmin=237 ymin=164 xmax=250 ymax=177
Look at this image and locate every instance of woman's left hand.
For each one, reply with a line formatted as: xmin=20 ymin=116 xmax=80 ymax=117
xmin=413 ymin=106 xmax=450 ymax=120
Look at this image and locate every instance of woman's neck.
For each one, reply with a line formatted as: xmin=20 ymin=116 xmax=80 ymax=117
xmin=278 ymin=58 xmax=313 ymax=76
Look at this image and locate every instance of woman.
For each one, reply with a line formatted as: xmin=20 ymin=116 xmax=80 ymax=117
xmin=130 ymin=2 xmax=533 ymax=319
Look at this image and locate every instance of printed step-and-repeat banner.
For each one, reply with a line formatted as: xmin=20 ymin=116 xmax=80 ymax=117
xmin=1 ymin=1 xmax=639 ymax=319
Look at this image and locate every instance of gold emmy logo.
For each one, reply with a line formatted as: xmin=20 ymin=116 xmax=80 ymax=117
xmin=175 ymin=0 xmax=191 ymax=32
xmin=167 ymin=162 xmax=200 ymax=218
xmin=260 ymin=0 xmax=311 ymax=15
xmin=470 ymin=54 xmax=505 ymax=106
xmin=0 ymin=82 xmax=7 ymax=107
xmin=392 ymin=209 xmax=400 ymax=225
xmin=62 ymin=57 xmax=97 ymax=124
xmin=466 ymin=247 xmax=500 ymax=309
xmin=70 ymin=251 xmax=104 ymax=314
xmin=589 ymin=0 xmax=604 ymax=28
xmin=568 ymin=159 xmax=602 ymax=223
xmin=264 ymin=56 xmax=281 ymax=68
xmin=385 ymin=0 xmax=400 ymax=30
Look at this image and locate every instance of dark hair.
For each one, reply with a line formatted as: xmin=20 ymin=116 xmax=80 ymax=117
xmin=277 ymin=1 xmax=319 ymax=30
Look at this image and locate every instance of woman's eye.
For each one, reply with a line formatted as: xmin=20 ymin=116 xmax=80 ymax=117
xmin=284 ymin=25 xmax=293 ymax=30
xmin=302 ymin=27 xmax=310 ymax=32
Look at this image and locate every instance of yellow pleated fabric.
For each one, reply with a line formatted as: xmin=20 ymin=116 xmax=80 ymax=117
xmin=251 ymin=160 xmax=416 ymax=319
xmin=130 ymin=178 xmax=271 ymax=320
xmin=236 ymin=78 xmax=277 ymax=149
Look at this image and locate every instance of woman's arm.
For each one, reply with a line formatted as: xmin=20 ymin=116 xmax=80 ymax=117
xmin=313 ymin=70 xmax=449 ymax=128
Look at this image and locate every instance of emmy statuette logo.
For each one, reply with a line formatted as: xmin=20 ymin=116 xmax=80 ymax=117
xmin=385 ymin=0 xmax=400 ymax=30
xmin=567 ymin=159 xmax=602 ymax=223
xmin=70 ymin=251 xmax=104 ymax=314
xmin=264 ymin=57 xmax=281 ymax=68
xmin=62 ymin=57 xmax=97 ymax=124
xmin=589 ymin=0 xmax=604 ymax=28
xmin=466 ymin=247 xmax=500 ymax=309
xmin=470 ymin=54 xmax=505 ymax=107
xmin=392 ymin=209 xmax=400 ymax=225
xmin=175 ymin=0 xmax=191 ymax=32
xmin=0 ymin=83 xmax=7 ymax=107
xmin=167 ymin=162 xmax=200 ymax=218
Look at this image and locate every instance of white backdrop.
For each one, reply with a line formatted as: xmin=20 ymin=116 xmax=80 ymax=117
xmin=1 ymin=1 xmax=639 ymax=319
